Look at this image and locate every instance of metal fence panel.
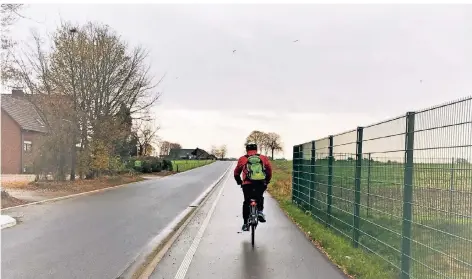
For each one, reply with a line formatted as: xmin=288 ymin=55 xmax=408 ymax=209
xmin=291 ymin=96 xmax=472 ymax=279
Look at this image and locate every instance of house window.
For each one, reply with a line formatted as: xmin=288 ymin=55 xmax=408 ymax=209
xmin=24 ymin=141 xmax=32 ymax=152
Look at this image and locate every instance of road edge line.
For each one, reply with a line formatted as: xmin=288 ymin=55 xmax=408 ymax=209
xmin=137 ymin=186 xmax=210 ymax=278
xmin=173 ymin=167 xmax=230 ymax=279
xmin=115 ymin=163 xmax=233 ymax=279
xmin=137 ymin=208 xmax=197 ymax=279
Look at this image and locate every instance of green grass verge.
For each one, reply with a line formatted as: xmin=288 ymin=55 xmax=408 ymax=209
xmin=294 ymin=158 xmax=472 ymax=279
xmin=269 ymin=160 xmax=396 ymax=279
xmin=171 ymin=160 xmax=214 ymax=172
xmin=277 ymin=200 xmax=396 ymax=279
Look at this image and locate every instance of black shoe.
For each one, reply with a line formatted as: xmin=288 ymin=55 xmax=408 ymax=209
xmin=241 ymin=224 xmax=249 ymax=231
xmin=257 ymin=211 xmax=266 ymax=223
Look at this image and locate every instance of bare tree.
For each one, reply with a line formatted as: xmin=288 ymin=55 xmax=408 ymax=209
xmin=1 ymin=4 xmax=24 ymax=84
xmin=265 ymin=132 xmax=283 ymax=159
xmin=245 ymin=130 xmax=268 ymax=153
xmin=210 ymin=145 xmax=218 ymax=157
xmin=159 ymin=141 xmax=181 ymax=157
xmin=261 ymin=134 xmax=270 ymax=156
xmin=1 ymin=4 xmax=23 ymax=27
xmin=219 ymin=145 xmax=227 ymax=159
xmin=210 ymin=144 xmax=227 ymax=159
xmin=169 ymin=142 xmax=182 ymax=150
xmin=134 ymin=121 xmax=159 ymax=157
xmin=31 ymin=94 xmax=75 ymax=181
xmin=13 ymin=21 xmax=163 ymax=179
xmin=159 ymin=141 xmax=172 ymax=157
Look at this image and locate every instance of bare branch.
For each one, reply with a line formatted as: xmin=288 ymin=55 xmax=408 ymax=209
xmin=245 ymin=130 xmax=268 ymax=154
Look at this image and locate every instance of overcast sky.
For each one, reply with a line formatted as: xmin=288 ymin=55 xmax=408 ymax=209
xmin=10 ymin=4 xmax=472 ymax=158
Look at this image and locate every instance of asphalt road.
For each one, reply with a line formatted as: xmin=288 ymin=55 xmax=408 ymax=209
xmin=150 ymin=168 xmax=347 ymax=279
xmin=1 ymin=161 xmax=231 ymax=279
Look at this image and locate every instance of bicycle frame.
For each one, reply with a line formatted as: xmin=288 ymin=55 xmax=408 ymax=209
xmin=249 ymin=200 xmax=259 ymax=225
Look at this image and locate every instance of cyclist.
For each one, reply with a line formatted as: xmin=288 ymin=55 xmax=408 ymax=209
xmin=234 ymin=142 xmax=272 ymax=231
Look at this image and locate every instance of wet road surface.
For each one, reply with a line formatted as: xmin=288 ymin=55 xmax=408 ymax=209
xmin=150 ymin=168 xmax=347 ymax=279
xmin=1 ymin=161 xmax=231 ymax=279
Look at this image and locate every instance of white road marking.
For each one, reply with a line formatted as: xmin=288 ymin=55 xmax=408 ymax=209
xmin=173 ymin=165 xmax=232 ymax=279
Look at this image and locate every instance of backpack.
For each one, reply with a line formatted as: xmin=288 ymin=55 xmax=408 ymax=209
xmin=245 ymin=154 xmax=266 ymax=181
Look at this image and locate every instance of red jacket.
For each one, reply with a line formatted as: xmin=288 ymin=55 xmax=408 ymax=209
xmin=234 ymin=150 xmax=272 ymax=185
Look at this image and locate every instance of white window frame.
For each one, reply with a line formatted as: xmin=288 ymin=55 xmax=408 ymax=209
xmin=24 ymin=140 xmax=32 ymax=152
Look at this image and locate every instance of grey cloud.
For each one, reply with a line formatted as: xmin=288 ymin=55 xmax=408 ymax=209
xmin=12 ymin=4 xmax=472 ymax=119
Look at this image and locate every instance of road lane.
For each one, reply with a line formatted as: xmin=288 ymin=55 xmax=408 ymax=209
xmin=150 ymin=168 xmax=347 ymax=279
xmin=1 ymin=161 xmax=231 ymax=279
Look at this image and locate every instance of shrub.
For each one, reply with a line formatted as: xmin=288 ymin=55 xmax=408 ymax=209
xmin=139 ymin=156 xmax=162 ymax=173
xmin=151 ymin=159 xmax=162 ymax=172
xmin=132 ymin=159 xmax=142 ymax=172
xmin=109 ymin=156 xmax=126 ymax=175
xmin=141 ymin=160 xmax=153 ymax=173
xmin=126 ymin=158 xmax=136 ymax=170
xmin=90 ymin=140 xmax=110 ymax=173
xmin=163 ymin=159 xmax=173 ymax=171
xmin=125 ymin=156 xmax=165 ymax=173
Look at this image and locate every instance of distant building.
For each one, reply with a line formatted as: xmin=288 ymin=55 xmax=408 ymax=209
xmin=167 ymin=147 xmax=216 ymax=160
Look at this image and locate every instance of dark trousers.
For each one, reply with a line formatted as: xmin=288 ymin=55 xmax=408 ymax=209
xmin=242 ymin=183 xmax=267 ymax=223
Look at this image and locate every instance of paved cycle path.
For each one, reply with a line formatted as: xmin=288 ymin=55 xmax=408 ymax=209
xmin=150 ymin=168 xmax=347 ymax=279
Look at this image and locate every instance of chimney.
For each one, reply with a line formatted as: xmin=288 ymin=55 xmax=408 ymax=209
xmin=11 ymin=88 xmax=24 ymax=98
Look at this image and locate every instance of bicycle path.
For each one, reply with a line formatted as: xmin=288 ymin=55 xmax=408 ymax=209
xmin=150 ymin=167 xmax=347 ymax=279
xmin=1 ymin=161 xmax=231 ymax=279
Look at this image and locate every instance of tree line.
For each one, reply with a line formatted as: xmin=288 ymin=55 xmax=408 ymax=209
xmin=159 ymin=141 xmax=182 ymax=157
xmin=245 ymin=130 xmax=283 ymax=159
xmin=210 ymin=145 xmax=227 ymax=160
xmin=2 ymin=5 xmax=172 ymax=180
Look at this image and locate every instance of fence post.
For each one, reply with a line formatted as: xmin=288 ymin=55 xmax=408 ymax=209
xmin=292 ymin=145 xmax=302 ymax=205
xmin=327 ymin=135 xmax=334 ymax=227
xmin=299 ymin=146 xmax=304 ymax=207
xmin=310 ymin=141 xmax=316 ymax=215
xmin=292 ymin=145 xmax=297 ymax=204
xmin=353 ymin=126 xmax=364 ymax=248
xmin=367 ymin=153 xmax=372 ymax=217
xmin=449 ymin=157 xmax=455 ymax=218
xmin=401 ymin=112 xmax=416 ymax=279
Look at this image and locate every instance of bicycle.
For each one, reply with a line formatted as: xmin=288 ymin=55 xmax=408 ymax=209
xmin=247 ymin=198 xmax=259 ymax=248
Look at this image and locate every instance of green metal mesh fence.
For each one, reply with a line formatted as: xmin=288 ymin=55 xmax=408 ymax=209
xmin=292 ymin=96 xmax=472 ymax=279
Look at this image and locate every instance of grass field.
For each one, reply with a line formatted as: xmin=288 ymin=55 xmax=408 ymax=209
xmin=171 ymin=160 xmax=214 ymax=172
xmin=293 ymin=158 xmax=472 ymax=279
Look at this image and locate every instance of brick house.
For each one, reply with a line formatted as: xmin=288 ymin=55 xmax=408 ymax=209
xmin=1 ymin=90 xmax=48 ymax=174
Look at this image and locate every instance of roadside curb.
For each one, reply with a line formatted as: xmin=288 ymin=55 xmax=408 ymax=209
xmin=0 ymin=215 xmax=17 ymax=229
xmin=1 ymin=162 xmax=218 ymax=212
xmin=116 ymin=163 xmax=233 ymax=279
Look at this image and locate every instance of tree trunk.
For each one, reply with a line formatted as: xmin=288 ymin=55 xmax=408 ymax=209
xmin=271 ymin=149 xmax=274 ymax=160
xmin=70 ymin=139 xmax=76 ymax=181
xmin=58 ymin=149 xmax=66 ymax=181
xmin=78 ymin=118 xmax=87 ymax=179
